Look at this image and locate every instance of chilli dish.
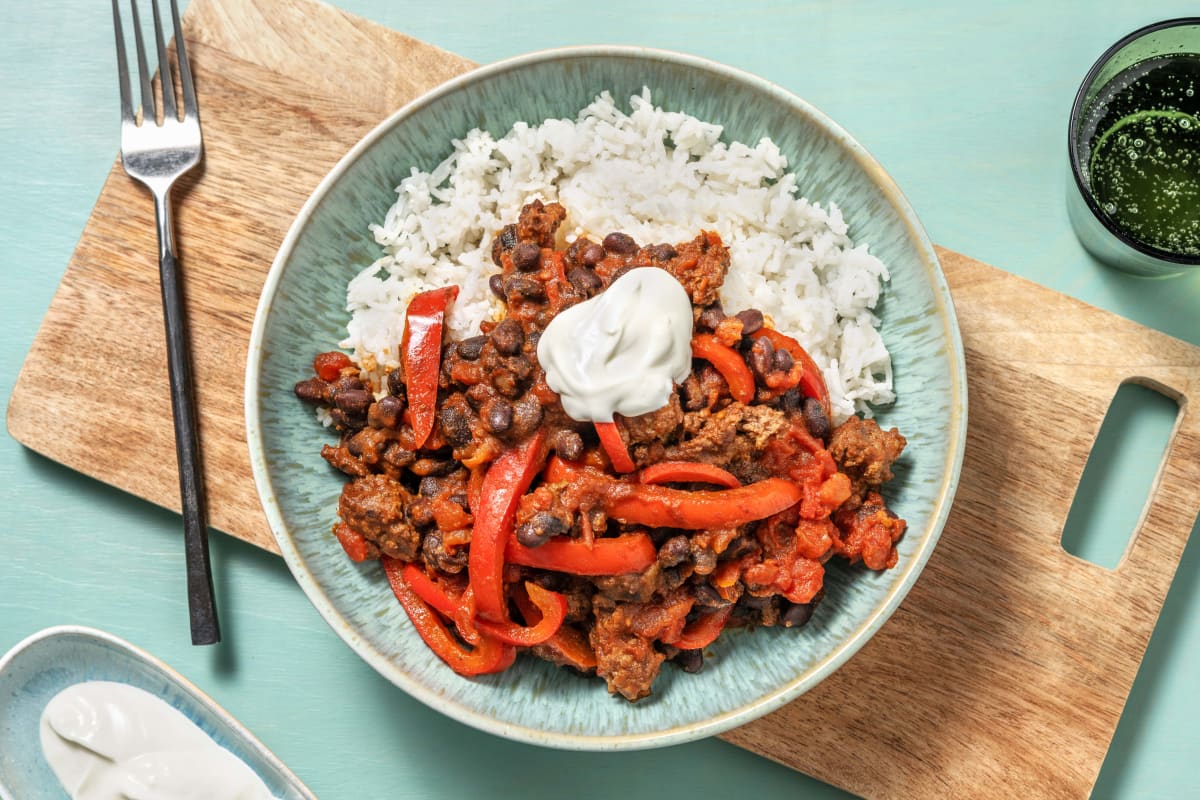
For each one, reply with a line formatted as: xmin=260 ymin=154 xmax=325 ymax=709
xmin=295 ymin=200 xmax=907 ymax=701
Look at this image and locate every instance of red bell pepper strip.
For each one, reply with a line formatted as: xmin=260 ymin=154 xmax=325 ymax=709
xmin=401 ymin=286 xmax=459 ymax=449
xmin=663 ymin=605 xmax=733 ymax=650
xmin=381 ymin=557 xmax=514 ymax=675
xmin=468 ymin=430 xmax=547 ymax=622
xmin=506 ymin=532 xmax=657 ymax=576
xmin=604 ymin=478 xmax=801 ymax=530
xmin=481 ymin=582 xmax=568 ymax=647
xmin=399 ymin=563 xmax=566 ymax=647
xmin=594 ymin=420 xmax=636 ymax=473
xmin=543 ymin=454 xmax=609 ymax=484
xmin=513 ymin=587 xmax=597 ymax=671
xmin=332 ymin=522 xmax=371 ymax=563
xmin=639 ymin=461 xmax=741 ymax=489
xmin=691 ymin=333 xmax=755 ymax=404
xmin=750 ymin=328 xmax=831 ymax=421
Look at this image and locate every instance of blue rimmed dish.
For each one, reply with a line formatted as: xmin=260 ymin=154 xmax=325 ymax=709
xmin=245 ymin=46 xmax=967 ymax=750
xmin=0 ymin=625 xmax=316 ymax=799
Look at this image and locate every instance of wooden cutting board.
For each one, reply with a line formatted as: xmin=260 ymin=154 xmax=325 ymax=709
xmin=8 ymin=0 xmax=1199 ymax=796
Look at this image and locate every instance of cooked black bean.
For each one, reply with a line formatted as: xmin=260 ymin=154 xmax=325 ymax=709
xmin=438 ymin=405 xmax=474 ymax=447
xmin=567 ymin=266 xmax=601 ymax=293
xmin=488 ymin=273 xmax=506 ymax=300
xmin=334 ymin=388 xmax=372 ymax=417
xmin=781 ymin=602 xmax=814 ymax=628
xmin=692 ymin=548 xmax=717 ymax=575
xmin=333 ymin=375 xmax=365 ymax=394
xmin=735 ymin=308 xmax=764 ymax=335
xmin=772 ymin=348 xmax=795 ymax=373
xmin=779 ymin=387 xmax=804 ymax=413
xmin=658 ymin=535 xmax=691 ymax=568
xmin=692 ymin=584 xmax=725 ymax=607
xmin=293 ymin=377 xmax=329 ymax=404
xmin=747 ymin=336 xmax=774 ymax=379
xmin=602 ymin=231 xmax=638 ymax=254
xmin=407 ymin=497 xmax=435 ymax=528
xmin=422 ymin=529 xmax=468 ymax=574
xmin=801 ymin=397 xmax=830 ymax=442
xmin=581 ymin=242 xmax=606 ymax=266
xmin=464 ymin=383 xmax=492 ymax=410
xmin=504 ymin=275 xmax=546 ymax=301
xmin=647 ymin=243 xmax=677 ymax=261
xmin=507 ymin=354 xmax=534 ymax=381
xmin=661 ymin=566 xmax=687 ymax=591
xmin=456 ymin=335 xmax=487 ymax=360
xmin=554 ymin=429 xmax=584 ymax=462
xmin=509 ymin=395 xmax=544 ymax=437
xmin=484 ymin=399 xmax=513 ymax=434
xmin=674 ymin=649 xmax=705 ymax=673
xmin=368 ymin=394 xmax=405 ymax=429
xmin=696 ymin=304 xmax=725 ymax=331
xmin=490 ymin=318 xmax=525 ymax=355
xmin=409 ymin=458 xmax=457 ymax=477
xmin=565 ymin=236 xmax=589 ymax=265
xmin=382 ymin=442 xmax=414 ymax=470
xmin=511 ymin=241 xmax=541 ymax=272
xmin=386 ymin=368 xmax=405 ymax=398
xmin=514 ymin=511 xmax=566 ymax=547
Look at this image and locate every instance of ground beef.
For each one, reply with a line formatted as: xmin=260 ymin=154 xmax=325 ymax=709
xmin=590 ymin=597 xmax=666 ymax=702
xmin=656 ymin=231 xmax=728 ymax=307
xmin=667 ymin=402 xmax=789 ymax=467
xmin=828 ymin=416 xmax=907 ymax=503
xmin=515 ymin=199 xmax=567 ymax=248
xmin=592 ymin=564 xmax=664 ymax=604
xmin=338 ymin=474 xmax=420 ymax=560
xmin=620 ymin=393 xmax=684 ymax=447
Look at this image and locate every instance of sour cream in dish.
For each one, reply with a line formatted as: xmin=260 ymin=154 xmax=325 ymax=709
xmin=536 ymin=266 xmax=693 ymax=422
xmin=39 ymin=680 xmax=279 ymax=800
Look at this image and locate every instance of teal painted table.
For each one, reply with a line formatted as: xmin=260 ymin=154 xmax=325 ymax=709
xmin=3 ymin=1 xmax=1197 ymax=797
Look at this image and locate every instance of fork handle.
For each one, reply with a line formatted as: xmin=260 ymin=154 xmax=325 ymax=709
xmin=155 ymin=190 xmax=221 ymax=645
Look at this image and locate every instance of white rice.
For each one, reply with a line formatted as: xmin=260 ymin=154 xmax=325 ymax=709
xmin=341 ymin=88 xmax=894 ymax=423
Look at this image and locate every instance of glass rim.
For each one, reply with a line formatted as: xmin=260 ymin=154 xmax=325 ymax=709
xmin=1067 ymin=16 xmax=1200 ymax=266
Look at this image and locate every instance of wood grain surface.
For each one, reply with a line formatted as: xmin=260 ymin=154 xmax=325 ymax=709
xmin=7 ymin=0 xmax=1199 ymax=796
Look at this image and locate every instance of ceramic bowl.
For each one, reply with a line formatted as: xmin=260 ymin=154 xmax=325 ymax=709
xmin=0 ymin=625 xmax=316 ymax=799
xmin=245 ymin=46 xmax=967 ymax=750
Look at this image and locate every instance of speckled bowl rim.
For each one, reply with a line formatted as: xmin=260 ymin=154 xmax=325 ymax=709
xmin=245 ymin=44 xmax=968 ymax=751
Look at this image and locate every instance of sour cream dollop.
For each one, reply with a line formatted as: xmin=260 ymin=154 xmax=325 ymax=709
xmin=537 ymin=266 xmax=693 ymax=422
xmin=39 ymin=681 xmax=280 ymax=800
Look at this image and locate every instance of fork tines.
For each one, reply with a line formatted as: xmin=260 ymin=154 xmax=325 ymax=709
xmin=111 ymin=0 xmax=197 ymax=126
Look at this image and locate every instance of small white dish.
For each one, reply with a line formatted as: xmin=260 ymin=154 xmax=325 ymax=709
xmin=0 ymin=625 xmax=316 ymax=800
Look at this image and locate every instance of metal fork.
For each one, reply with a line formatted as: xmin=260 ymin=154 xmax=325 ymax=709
xmin=112 ymin=0 xmax=219 ymax=645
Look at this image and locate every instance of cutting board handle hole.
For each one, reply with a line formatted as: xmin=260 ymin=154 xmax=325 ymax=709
xmin=1060 ymin=382 xmax=1180 ymax=569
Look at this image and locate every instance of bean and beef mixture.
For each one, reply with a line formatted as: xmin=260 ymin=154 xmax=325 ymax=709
xmin=295 ymin=200 xmax=907 ymax=701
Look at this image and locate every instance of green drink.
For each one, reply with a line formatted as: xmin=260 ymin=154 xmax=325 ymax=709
xmin=1080 ymin=54 xmax=1200 ymax=256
